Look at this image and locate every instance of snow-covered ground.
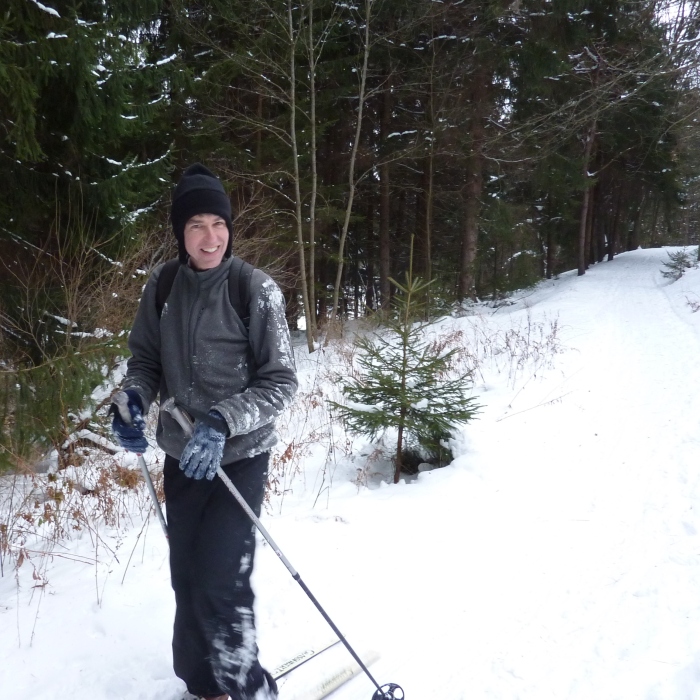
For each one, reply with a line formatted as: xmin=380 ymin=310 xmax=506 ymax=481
xmin=3 ymin=246 xmax=700 ymax=700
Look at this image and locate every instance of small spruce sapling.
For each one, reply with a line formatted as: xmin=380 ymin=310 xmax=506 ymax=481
xmin=330 ymin=240 xmax=480 ymax=483
xmin=661 ymin=249 xmax=697 ymax=281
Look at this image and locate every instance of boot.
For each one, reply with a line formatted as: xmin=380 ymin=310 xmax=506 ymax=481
xmin=257 ymin=670 xmax=278 ymax=699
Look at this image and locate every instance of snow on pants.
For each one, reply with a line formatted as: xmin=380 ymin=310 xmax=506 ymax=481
xmin=164 ymin=451 xmax=270 ymax=699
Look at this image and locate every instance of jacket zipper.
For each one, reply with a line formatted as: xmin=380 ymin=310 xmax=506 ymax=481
xmin=186 ymin=275 xmax=201 ymax=402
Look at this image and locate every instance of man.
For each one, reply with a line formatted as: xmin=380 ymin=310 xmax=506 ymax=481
xmin=111 ymin=164 xmax=298 ymax=700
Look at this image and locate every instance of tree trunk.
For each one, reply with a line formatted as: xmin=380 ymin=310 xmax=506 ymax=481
xmin=378 ymin=65 xmax=393 ymax=313
xmin=395 ymin=188 xmax=406 ymax=258
xmin=250 ymin=93 xmax=264 ymax=242
xmin=423 ymin=152 xmax=434 ymax=286
xmin=423 ymin=39 xmax=436 ymax=288
xmin=628 ymin=192 xmax=645 ymax=251
xmin=415 ymin=175 xmax=424 ymax=269
xmin=365 ymin=194 xmax=375 ymax=312
xmin=546 ymin=225 xmax=554 ymax=279
xmin=586 ymin=183 xmax=596 ymax=268
xmin=307 ymin=0 xmax=319 ymax=337
xmin=649 ymin=197 xmax=660 ymax=247
xmin=458 ymin=149 xmax=483 ymax=300
xmin=287 ymin=0 xmax=314 ymax=352
xmin=394 ymin=416 xmax=405 ymax=484
xmin=594 ymin=183 xmax=606 ymax=262
xmin=379 ymin=154 xmax=391 ymax=311
xmin=330 ymin=0 xmax=372 ymax=322
xmin=492 ymin=239 xmax=499 ymax=299
xmin=458 ymin=70 xmax=488 ymax=301
xmin=577 ymin=120 xmax=596 ymax=276
xmin=608 ymin=183 xmax=624 ymax=261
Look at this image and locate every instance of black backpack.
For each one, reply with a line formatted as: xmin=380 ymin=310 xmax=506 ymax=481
xmin=155 ymin=257 xmax=255 ymax=328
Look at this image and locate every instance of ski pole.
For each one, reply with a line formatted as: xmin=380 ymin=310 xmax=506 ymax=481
xmin=164 ymin=400 xmax=404 ymax=700
xmin=112 ymin=391 xmax=168 ymax=538
xmin=137 ymin=453 xmax=168 ymax=538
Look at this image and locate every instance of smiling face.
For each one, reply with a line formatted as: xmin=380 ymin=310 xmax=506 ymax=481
xmin=183 ymin=214 xmax=230 ymax=270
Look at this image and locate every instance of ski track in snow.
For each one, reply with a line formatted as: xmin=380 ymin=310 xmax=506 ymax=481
xmin=3 ymin=247 xmax=700 ymax=699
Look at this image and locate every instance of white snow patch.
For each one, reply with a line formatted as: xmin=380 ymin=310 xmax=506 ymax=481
xmin=156 ymin=54 xmax=178 ymax=66
xmin=4 ymin=247 xmax=700 ymax=700
xmin=29 ymin=0 xmax=60 ymax=17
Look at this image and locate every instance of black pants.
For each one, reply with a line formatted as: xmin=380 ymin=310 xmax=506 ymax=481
xmin=164 ymin=451 xmax=270 ymax=698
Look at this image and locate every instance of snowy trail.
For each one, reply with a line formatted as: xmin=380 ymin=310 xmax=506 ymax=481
xmin=327 ymin=250 xmax=700 ymax=699
xmin=3 ymin=248 xmax=700 ymax=700
xmin=407 ymin=249 xmax=700 ymax=700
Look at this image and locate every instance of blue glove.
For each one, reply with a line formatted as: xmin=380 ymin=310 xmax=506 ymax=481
xmin=110 ymin=389 xmax=148 ymax=453
xmin=179 ymin=411 xmax=227 ymax=480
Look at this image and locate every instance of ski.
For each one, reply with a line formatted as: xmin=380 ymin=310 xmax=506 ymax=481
xmin=272 ymin=639 xmax=341 ymax=680
xmin=284 ymin=649 xmax=380 ymax=700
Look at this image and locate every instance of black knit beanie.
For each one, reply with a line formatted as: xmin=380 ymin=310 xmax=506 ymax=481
xmin=171 ymin=163 xmax=233 ymax=264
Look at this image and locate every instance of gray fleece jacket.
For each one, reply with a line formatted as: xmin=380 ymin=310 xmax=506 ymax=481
xmin=123 ymin=257 xmax=298 ymax=465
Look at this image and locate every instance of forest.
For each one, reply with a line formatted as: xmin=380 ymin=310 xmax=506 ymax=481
xmin=2 ymin=0 xmax=700 ymax=467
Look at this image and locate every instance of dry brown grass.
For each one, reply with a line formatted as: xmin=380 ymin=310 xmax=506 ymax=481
xmin=0 ymin=450 xmax=162 ymax=581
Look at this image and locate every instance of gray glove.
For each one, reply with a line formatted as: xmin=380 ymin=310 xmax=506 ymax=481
xmin=179 ymin=411 xmax=227 ymax=480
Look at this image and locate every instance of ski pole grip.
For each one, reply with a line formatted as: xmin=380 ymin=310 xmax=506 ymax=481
xmin=162 ymin=398 xmax=195 ymax=438
xmin=111 ymin=390 xmax=132 ymax=425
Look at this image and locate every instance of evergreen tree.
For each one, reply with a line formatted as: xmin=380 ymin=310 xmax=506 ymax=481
xmin=0 ymin=0 xmax=170 ymax=249
xmin=660 ymin=248 xmax=696 ymax=280
xmin=0 ymin=0 xmax=172 ymax=470
xmin=330 ymin=241 xmax=480 ymax=483
xmin=511 ymin=0 xmax=684 ymax=275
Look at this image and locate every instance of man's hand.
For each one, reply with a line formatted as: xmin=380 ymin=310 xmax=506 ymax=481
xmin=110 ymin=389 xmax=148 ymax=453
xmin=179 ymin=411 xmax=227 ymax=480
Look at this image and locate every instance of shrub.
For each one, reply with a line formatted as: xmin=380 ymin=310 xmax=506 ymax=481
xmin=329 ymin=241 xmax=480 ymax=483
xmin=661 ymin=248 xmax=697 ymax=281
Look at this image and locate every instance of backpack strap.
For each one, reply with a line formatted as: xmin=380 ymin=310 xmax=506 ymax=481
xmin=155 ymin=256 xmax=255 ymax=329
xmin=228 ymin=256 xmax=255 ymax=329
xmin=155 ymin=258 xmax=181 ymax=318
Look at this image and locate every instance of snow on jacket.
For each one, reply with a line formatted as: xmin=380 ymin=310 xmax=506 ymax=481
xmin=122 ymin=256 xmax=298 ymax=465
